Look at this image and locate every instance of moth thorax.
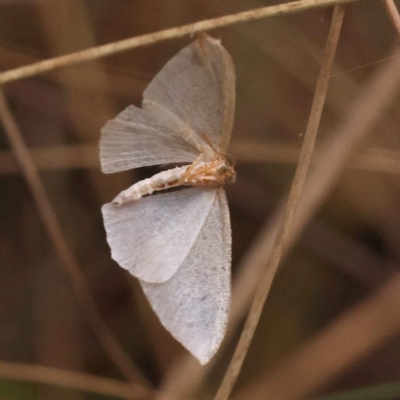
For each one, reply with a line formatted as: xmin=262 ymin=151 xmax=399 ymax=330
xmin=184 ymin=158 xmax=236 ymax=187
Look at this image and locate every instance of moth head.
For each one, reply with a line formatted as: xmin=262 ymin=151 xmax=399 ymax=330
xmin=216 ymin=160 xmax=236 ymax=184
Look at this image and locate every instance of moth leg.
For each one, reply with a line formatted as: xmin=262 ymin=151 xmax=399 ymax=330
xmin=184 ymin=163 xmax=209 ymax=179
xmin=184 ymin=163 xmax=218 ymax=182
xmin=185 ymin=154 xmax=204 ymax=176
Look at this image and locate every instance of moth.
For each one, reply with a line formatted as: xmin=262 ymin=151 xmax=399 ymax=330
xmin=100 ymin=35 xmax=236 ymax=364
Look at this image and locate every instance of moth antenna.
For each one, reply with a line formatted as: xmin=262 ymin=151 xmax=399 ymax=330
xmin=216 ymin=149 xmax=235 ymax=167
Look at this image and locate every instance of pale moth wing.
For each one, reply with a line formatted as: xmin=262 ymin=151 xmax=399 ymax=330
xmin=102 ymin=188 xmax=217 ymax=283
xmin=144 ymin=35 xmax=235 ymax=152
xmin=141 ymin=188 xmax=231 ymax=364
xmin=100 ymin=35 xmax=236 ymax=364
xmin=100 ymin=102 xmax=200 ymax=173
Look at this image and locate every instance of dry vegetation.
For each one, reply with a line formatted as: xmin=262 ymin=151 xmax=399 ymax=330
xmin=1 ymin=0 xmax=400 ymax=399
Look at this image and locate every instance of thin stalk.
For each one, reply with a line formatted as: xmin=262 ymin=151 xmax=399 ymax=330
xmin=214 ymin=5 xmax=346 ymax=400
xmin=0 ymin=0 xmax=359 ymax=85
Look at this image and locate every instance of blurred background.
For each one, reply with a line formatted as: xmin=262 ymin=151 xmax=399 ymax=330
xmin=1 ymin=0 xmax=400 ymax=399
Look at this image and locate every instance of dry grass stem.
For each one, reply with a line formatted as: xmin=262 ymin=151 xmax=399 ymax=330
xmin=232 ymin=55 xmax=400 ymax=400
xmin=0 ymin=43 xmax=148 ymax=97
xmin=382 ymin=0 xmax=400 ymax=37
xmin=0 ymin=90 xmax=151 ymax=388
xmin=233 ymin=272 xmax=400 ymax=400
xmin=0 ymin=361 xmax=150 ymax=400
xmin=213 ymin=6 xmax=346 ymax=400
xmin=228 ymin=42 xmax=400 ymax=400
xmin=0 ymin=0 xmax=359 ymax=85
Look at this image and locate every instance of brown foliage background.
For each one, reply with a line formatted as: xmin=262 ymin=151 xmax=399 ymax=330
xmin=1 ymin=0 xmax=400 ymax=399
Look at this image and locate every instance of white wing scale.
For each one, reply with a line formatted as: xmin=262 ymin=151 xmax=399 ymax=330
xmin=141 ymin=188 xmax=231 ymax=364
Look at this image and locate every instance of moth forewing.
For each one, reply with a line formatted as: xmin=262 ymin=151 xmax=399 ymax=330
xmin=203 ymin=38 xmax=236 ymax=153
xmin=143 ymin=35 xmax=236 ymax=153
xmin=143 ymin=100 xmax=215 ymax=161
xmin=100 ymin=103 xmax=199 ymax=174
